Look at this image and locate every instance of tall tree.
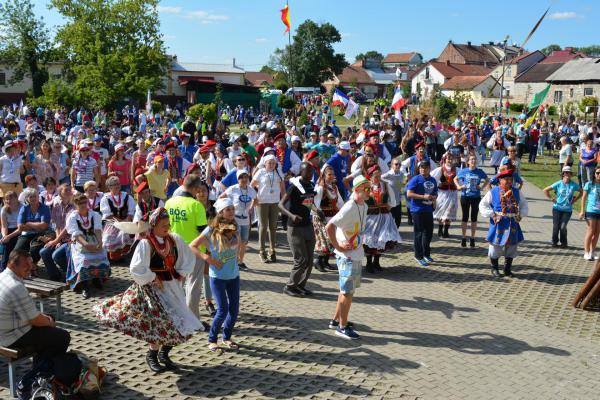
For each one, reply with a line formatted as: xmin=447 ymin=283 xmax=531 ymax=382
xmin=541 ymin=44 xmax=561 ymax=56
xmin=270 ymin=20 xmax=347 ymax=87
xmin=49 ymin=0 xmax=168 ymax=108
xmin=0 ymin=0 xmax=52 ymax=97
xmin=355 ymin=51 xmax=384 ymax=62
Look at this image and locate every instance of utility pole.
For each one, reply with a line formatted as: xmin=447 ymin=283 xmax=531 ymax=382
xmin=498 ymin=35 xmax=510 ymax=117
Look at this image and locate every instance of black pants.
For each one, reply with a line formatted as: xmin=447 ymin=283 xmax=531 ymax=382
xmin=552 ymin=209 xmax=572 ymax=245
xmin=286 ymin=225 xmax=315 ymax=289
xmin=14 ymin=234 xmax=44 ymax=263
xmin=516 ymin=143 xmax=526 ymax=159
xmin=11 ymin=326 xmax=71 ymax=367
xmin=1 ymin=228 xmax=19 ymax=271
xmin=528 ymin=144 xmax=538 ymax=162
xmin=460 ymin=196 xmax=481 ymax=223
xmin=390 ymin=204 xmax=402 ymax=228
xmin=413 ymin=212 xmax=433 ymax=259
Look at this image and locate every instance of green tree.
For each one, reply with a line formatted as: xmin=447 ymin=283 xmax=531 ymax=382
xmin=541 ymin=44 xmax=561 ymax=56
xmin=186 ymin=104 xmax=204 ymax=121
xmin=201 ymin=103 xmax=217 ymax=125
xmin=579 ymin=96 xmax=599 ymax=113
xmin=434 ymin=96 xmax=457 ymax=122
xmin=270 ymin=20 xmax=347 ymax=87
xmin=213 ymin=82 xmax=224 ymax=107
xmin=277 ymin=95 xmax=295 ymax=109
xmin=49 ymin=0 xmax=168 ymax=108
xmin=574 ymin=45 xmax=600 ymax=57
xmin=0 ymin=0 xmax=53 ymax=97
xmin=355 ymin=51 xmax=384 ymax=62
xmin=260 ymin=65 xmax=276 ymax=75
xmin=401 ymin=83 xmax=411 ymax=99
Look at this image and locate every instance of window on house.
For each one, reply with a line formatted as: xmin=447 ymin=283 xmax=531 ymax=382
xmin=569 ymin=88 xmax=574 ymax=98
xmin=506 ymin=66 xmax=512 ymax=77
xmin=584 ymin=87 xmax=594 ymax=96
xmin=425 ymin=67 xmax=430 ymax=80
xmin=0 ymin=73 xmax=5 ymax=85
xmin=554 ymin=90 xmax=563 ymax=104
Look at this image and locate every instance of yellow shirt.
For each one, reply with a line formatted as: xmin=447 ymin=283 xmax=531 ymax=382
xmin=145 ymin=168 xmax=170 ymax=200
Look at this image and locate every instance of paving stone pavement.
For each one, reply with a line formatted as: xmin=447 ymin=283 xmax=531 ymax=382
xmin=1 ymin=174 xmax=599 ymax=399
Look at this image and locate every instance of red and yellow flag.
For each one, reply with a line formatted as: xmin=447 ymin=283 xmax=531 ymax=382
xmin=280 ymin=5 xmax=290 ymax=33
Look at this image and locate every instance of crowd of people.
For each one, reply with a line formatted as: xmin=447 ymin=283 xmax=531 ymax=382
xmin=0 ymin=100 xmax=598 ymax=397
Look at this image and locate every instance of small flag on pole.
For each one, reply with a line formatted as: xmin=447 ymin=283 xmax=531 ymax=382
xmin=391 ymin=86 xmax=405 ymax=111
xmin=280 ymin=5 xmax=291 ymax=33
xmin=344 ymin=99 xmax=359 ymax=119
xmin=332 ymin=88 xmax=349 ymax=107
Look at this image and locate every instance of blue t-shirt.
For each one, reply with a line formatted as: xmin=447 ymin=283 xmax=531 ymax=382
xmin=315 ymin=143 xmax=336 ymax=162
xmin=551 ymin=180 xmax=579 ymax=212
xmin=581 ymin=147 xmax=597 ymax=167
xmin=406 ymin=175 xmax=438 ymax=213
xmin=202 ymin=226 xmax=240 ymax=280
xmin=584 ymin=181 xmax=600 ymax=215
xmin=17 ymin=203 xmax=51 ymax=236
xmin=457 ymin=168 xmax=488 ymax=198
xmin=220 ymin=168 xmax=240 ymax=189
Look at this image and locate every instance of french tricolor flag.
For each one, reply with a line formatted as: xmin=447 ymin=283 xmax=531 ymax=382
xmin=391 ymin=86 xmax=405 ymax=110
xmin=332 ymin=88 xmax=349 ymax=107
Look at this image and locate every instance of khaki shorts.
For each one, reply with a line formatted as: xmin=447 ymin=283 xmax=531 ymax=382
xmin=0 ymin=182 xmax=23 ymax=197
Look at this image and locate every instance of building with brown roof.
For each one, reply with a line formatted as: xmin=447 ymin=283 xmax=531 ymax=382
xmin=440 ymin=75 xmax=501 ymax=107
xmin=540 ymin=48 xmax=588 ymax=64
xmin=382 ymin=52 xmax=423 ymax=68
xmin=437 ymin=41 xmax=523 ymax=67
xmin=323 ymin=60 xmax=398 ymax=99
xmin=245 ymin=71 xmax=274 ymax=88
xmin=411 ymin=60 xmax=492 ymax=99
xmin=513 ymin=62 xmax=564 ymax=104
xmin=488 ymin=50 xmax=546 ymax=99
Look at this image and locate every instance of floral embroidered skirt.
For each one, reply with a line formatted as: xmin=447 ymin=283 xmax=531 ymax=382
xmin=93 ymin=283 xmax=193 ymax=347
xmin=313 ymin=214 xmax=334 ymax=256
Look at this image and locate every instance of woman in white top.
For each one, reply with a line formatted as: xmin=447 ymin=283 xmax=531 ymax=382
xmin=0 ymin=140 xmax=25 ymax=197
xmin=558 ymin=136 xmax=573 ymax=171
xmin=313 ymin=165 xmax=344 ymax=272
xmin=250 ymin=154 xmax=284 ymax=263
xmin=100 ymin=175 xmax=135 ymax=261
xmin=66 ymin=192 xmax=111 ymax=299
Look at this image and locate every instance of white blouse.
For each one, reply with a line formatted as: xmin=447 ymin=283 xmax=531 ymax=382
xmin=99 ymin=191 xmax=135 ymax=219
xmin=129 ymin=233 xmax=196 ymax=286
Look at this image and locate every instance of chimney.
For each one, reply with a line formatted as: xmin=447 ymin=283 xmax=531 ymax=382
xmin=489 ymin=41 xmax=493 ymax=45
xmin=446 ymin=60 xmax=450 ymax=66
xmin=232 ymin=58 xmax=236 ymax=67
xmin=449 ymin=39 xmax=453 ymax=44
xmin=467 ymin=41 xmax=472 ymax=47
xmin=565 ymin=47 xmax=573 ymax=53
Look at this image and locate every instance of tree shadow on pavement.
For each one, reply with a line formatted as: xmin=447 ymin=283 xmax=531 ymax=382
xmin=175 ymin=363 xmax=371 ymax=399
xmin=392 ymin=331 xmax=571 ymax=356
xmin=359 ymin=296 xmax=479 ymax=319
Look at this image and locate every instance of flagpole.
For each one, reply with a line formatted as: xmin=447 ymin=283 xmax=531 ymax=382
xmin=286 ymin=0 xmax=295 ymax=121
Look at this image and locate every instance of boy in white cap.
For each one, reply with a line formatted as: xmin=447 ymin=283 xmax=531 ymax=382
xmin=325 ymin=175 xmax=370 ymax=339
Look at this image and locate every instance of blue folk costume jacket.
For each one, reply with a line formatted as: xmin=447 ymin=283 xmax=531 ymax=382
xmin=480 ymin=186 xmax=528 ymax=246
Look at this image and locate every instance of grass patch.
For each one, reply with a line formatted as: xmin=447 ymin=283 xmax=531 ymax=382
xmin=519 ymin=154 xmax=582 ymax=212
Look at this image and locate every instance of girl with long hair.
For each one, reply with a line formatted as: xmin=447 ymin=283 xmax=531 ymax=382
xmin=190 ymin=198 xmax=241 ymax=353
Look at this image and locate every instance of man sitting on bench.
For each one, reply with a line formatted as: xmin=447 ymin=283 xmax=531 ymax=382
xmin=0 ymin=249 xmax=71 ymax=397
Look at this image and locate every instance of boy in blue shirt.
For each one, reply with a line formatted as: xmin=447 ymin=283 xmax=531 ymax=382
xmin=406 ymin=160 xmax=438 ymax=266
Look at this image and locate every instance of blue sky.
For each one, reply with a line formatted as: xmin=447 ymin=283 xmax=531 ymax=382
xmin=35 ymin=0 xmax=598 ymax=70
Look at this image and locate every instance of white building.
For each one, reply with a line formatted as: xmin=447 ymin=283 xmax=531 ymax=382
xmin=411 ymin=61 xmax=492 ymax=99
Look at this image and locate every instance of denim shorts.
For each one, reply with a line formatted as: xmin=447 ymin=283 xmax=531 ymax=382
xmin=586 ymin=212 xmax=600 ymax=220
xmin=239 ymin=224 xmax=250 ymax=243
xmin=336 ymin=255 xmax=362 ymax=295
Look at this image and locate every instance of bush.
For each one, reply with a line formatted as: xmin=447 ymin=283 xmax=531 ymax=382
xmin=509 ymin=103 xmax=524 ymax=113
xmin=434 ymin=96 xmax=457 ymax=122
xmin=277 ymin=95 xmax=296 ymax=110
xmin=297 ymin=110 xmax=309 ymax=127
xmin=201 ymin=103 xmax=217 ymax=124
xmin=151 ymin=100 xmax=162 ymax=114
xmin=548 ymin=105 xmax=557 ymax=116
xmin=579 ymin=96 xmax=599 ymax=113
xmin=186 ymin=104 xmax=204 ymax=121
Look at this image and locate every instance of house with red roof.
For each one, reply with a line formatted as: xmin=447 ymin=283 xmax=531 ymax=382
xmin=382 ymin=52 xmax=423 ymax=69
xmin=410 ymin=60 xmax=492 ymax=99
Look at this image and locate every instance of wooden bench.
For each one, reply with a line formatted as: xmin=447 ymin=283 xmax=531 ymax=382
xmin=0 ymin=346 xmax=35 ymax=398
xmin=24 ymin=277 xmax=69 ymax=321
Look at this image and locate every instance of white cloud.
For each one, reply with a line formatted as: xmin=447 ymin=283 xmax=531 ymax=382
xmin=255 ymin=38 xmax=268 ymax=43
xmin=157 ymin=6 xmax=181 ymax=14
xmin=341 ymin=32 xmax=352 ymax=39
xmin=549 ymin=11 xmax=578 ymax=20
xmin=185 ymin=10 xmax=229 ymax=23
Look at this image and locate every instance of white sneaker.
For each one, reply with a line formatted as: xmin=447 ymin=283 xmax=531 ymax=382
xmin=584 ymin=252 xmax=591 ymax=260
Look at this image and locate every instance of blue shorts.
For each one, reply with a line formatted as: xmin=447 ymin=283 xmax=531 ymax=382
xmin=239 ymin=224 xmax=250 ymax=243
xmin=336 ymin=255 xmax=362 ymax=295
xmin=586 ymin=212 xmax=600 ymax=220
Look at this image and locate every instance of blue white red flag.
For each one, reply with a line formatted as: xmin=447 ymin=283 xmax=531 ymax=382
xmin=332 ymin=88 xmax=349 ymax=107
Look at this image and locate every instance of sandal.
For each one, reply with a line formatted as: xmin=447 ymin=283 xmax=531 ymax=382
xmin=221 ymin=340 xmax=239 ymax=350
xmin=208 ymin=342 xmax=222 ymax=353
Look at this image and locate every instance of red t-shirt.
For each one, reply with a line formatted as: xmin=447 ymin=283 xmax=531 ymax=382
xmin=529 ymin=129 xmax=540 ymax=144
xmin=108 ymin=159 xmax=132 ymax=185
